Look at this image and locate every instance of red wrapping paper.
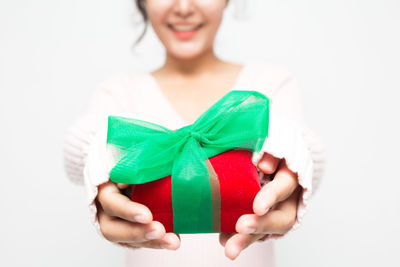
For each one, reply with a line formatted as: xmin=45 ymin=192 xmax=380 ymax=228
xmin=131 ymin=149 xmax=261 ymax=233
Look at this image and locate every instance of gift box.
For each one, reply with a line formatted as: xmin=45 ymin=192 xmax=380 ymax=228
xmin=106 ymin=90 xmax=270 ymax=234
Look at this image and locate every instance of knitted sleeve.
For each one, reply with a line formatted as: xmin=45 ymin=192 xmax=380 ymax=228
xmin=63 ymin=75 xmax=130 ymax=243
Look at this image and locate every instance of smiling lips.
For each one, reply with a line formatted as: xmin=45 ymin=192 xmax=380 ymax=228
xmin=168 ymin=23 xmax=203 ymax=40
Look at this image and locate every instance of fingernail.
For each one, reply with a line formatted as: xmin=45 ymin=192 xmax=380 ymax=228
xmin=260 ymin=161 xmax=270 ymax=170
xmin=145 ymin=230 xmax=163 ymax=240
xmin=133 ymin=214 xmax=148 ymax=223
xmin=243 ymin=227 xmax=256 ymax=234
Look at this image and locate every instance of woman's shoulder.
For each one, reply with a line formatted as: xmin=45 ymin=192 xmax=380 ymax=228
xmin=244 ymin=59 xmax=295 ymax=96
xmin=96 ymin=70 xmax=149 ymax=91
xmin=89 ymin=70 xmax=152 ymax=111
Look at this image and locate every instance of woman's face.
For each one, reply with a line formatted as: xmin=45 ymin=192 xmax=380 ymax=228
xmin=145 ymin=0 xmax=228 ymax=59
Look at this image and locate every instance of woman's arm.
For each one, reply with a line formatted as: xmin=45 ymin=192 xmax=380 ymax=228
xmin=63 ymin=77 xmax=123 ymax=186
xmin=256 ymin=75 xmax=325 ymax=228
xmin=220 ymin=67 xmax=325 ymax=260
xmin=63 ymin=76 xmax=126 ymax=238
xmin=63 ymin=76 xmax=181 ymax=250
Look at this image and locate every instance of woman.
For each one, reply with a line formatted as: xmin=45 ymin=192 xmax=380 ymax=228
xmin=64 ymin=0 xmax=325 ymax=266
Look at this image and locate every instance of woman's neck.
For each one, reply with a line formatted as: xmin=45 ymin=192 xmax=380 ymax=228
xmin=161 ymin=48 xmax=224 ymax=79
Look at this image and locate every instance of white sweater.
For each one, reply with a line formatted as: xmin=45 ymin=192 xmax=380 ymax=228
xmin=63 ymin=59 xmax=325 ymax=267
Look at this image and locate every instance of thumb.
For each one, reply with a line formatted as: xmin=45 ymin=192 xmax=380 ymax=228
xmin=257 ymin=152 xmax=280 ymax=175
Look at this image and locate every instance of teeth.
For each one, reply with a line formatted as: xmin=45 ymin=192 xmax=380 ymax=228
xmin=171 ymin=24 xmax=200 ymax=32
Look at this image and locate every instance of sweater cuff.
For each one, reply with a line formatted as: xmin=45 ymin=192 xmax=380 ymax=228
xmin=83 ymin=120 xmax=131 ymax=249
xmin=251 ymin=115 xmax=325 ymax=238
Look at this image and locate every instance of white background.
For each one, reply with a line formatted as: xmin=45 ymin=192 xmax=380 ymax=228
xmin=1 ymin=0 xmax=399 ymax=266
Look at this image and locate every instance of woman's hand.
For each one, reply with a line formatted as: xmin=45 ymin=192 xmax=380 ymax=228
xmin=219 ymin=153 xmax=301 ymax=260
xmin=95 ymin=180 xmax=181 ymax=250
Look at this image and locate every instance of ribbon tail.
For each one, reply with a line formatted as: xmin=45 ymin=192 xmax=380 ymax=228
xmin=171 ymin=138 xmax=213 ymax=233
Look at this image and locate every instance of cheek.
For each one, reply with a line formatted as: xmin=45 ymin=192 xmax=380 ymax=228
xmin=198 ymin=2 xmax=225 ymax=33
xmin=198 ymin=0 xmax=226 ymax=18
xmin=146 ymin=1 xmax=172 ymax=32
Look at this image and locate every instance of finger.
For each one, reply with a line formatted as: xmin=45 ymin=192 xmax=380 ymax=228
xmin=237 ymin=187 xmax=300 ymax=235
xmin=253 ymin=160 xmax=299 ymax=216
xmin=256 ymin=234 xmax=271 ymax=242
xmin=139 ymin=233 xmax=181 ymax=250
xmin=120 ymin=233 xmax=181 ymax=250
xmin=118 ymin=242 xmax=141 ymax=249
xmin=97 ymin=181 xmax=153 ymax=223
xmin=117 ymin=183 xmax=131 ymax=190
xmin=219 ymin=232 xmax=235 ymax=247
xmin=255 ymin=234 xmax=283 ymax=242
xmin=175 ymin=233 xmax=181 ymax=242
xmin=224 ymin=233 xmax=265 ymax=260
xmin=98 ymin=208 xmax=166 ymax=243
xmin=120 ymin=241 xmax=162 ymax=250
xmin=158 ymin=233 xmax=181 ymax=250
xmin=257 ymin=153 xmax=280 ymax=174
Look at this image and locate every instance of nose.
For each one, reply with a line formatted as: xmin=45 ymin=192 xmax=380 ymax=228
xmin=173 ymin=0 xmax=194 ymax=18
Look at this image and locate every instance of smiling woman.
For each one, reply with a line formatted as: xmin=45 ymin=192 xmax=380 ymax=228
xmin=63 ymin=0 xmax=325 ymax=266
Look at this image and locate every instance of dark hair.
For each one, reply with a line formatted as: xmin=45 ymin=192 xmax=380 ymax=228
xmin=134 ymin=0 xmax=230 ymax=46
xmin=134 ymin=0 xmax=148 ymax=46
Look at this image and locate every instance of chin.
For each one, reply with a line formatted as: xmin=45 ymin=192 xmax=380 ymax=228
xmin=167 ymin=45 xmax=209 ymax=60
xmin=169 ymin=50 xmax=205 ymax=60
xmin=171 ymin=51 xmax=202 ymax=60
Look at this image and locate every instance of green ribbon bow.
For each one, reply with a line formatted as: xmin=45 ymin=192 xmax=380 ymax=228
xmin=106 ymin=90 xmax=270 ymax=233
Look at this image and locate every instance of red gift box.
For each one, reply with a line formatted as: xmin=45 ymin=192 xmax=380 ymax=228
xmin=131 ymin=149 xmax=261 ymax=233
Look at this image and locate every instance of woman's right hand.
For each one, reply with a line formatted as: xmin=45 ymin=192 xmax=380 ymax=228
xmin=95 ymin=180 xmax=181 ymax=250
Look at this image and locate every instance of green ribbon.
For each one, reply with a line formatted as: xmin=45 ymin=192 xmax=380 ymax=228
xmin=106 ymin=90 xmax=270 ymax=233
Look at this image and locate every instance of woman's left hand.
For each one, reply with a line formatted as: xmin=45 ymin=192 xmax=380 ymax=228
xmin=219 ymin=152 xmax=301 ymax=260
